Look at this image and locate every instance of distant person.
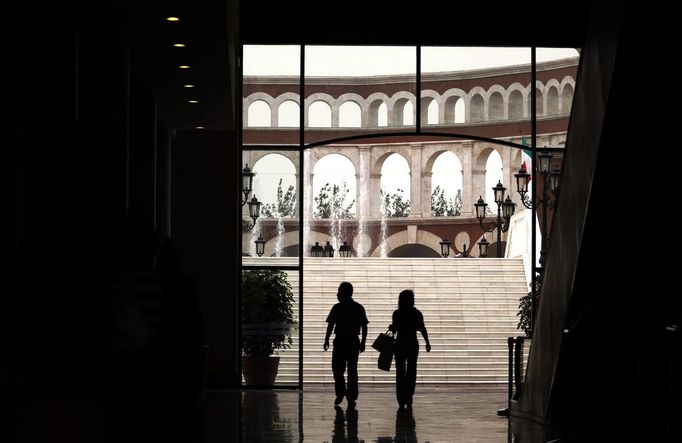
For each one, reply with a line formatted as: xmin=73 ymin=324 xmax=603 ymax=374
xmin=389 ymin=289 xmax=431 ymax=409
xmin=324 ymin=282 xmax=369 ymax=407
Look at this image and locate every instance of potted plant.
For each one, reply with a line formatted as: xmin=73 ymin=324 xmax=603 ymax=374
xmin=241 ymin=269 xmax=296 ymax=385
xmin=517 ymin=274 xmax=542 ymax=338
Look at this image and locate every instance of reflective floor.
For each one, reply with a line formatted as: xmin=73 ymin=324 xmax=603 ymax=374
xmin=3 ymin=384 xmax=554 ymax=442
xmin=232 ymin=385 xmax=522 ymax=442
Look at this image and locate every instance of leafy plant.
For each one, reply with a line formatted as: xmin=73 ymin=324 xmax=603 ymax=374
xmin=314 ymin=181 xmax=355 ymax=219
xmin=261 ymin=178 xmax=297 ymax=218
xmin=431 ymin=186 xmax=462 ymax=216
xmin=517 ymin=273 xmax=542 ymax=337
xmin=241 ymin=269 xmax=297 ymax=356
xmin=381 ymin=188 xmax=410 ymax=217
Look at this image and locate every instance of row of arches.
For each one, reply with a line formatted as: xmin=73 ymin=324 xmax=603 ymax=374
xmin=249 ymin=150 xmax=506 ymax=218
xmin=245 ymin=77 xmax=575 ymax=127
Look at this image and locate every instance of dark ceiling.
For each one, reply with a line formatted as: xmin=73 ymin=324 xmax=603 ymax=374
xmin=240 ymin=1 xmax=591 ymax=47
xmin=89 ymin=1 xmax=591 ymax=131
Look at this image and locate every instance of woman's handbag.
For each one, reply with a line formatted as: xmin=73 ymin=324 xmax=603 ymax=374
xmin=372 ymin=330 xmax=395 ymax=371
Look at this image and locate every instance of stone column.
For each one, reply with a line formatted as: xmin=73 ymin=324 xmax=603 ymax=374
xmin=460 ymin=142 xmax=474 ymax=217
xmin=502 ymin=145 xmax=513 ymax=194
xmin=270 ymin=106 xmax=278 ymax=127
xmin=305 ymin=172 xmax=314 ymax=221
xmin=421 ymin=171 xmax=433 ymax=217
xmin=357 ymin=147 xmax=371 ymax=219
xmin=409 ymin=144 xmax=422 ymax=218
xmin=370 ymin=173 xmax=382 ymax=217
xmin=472 ymin=167 xmax=487 ymax=211
xmin=331 ymin=103 xmax=340 ymax=128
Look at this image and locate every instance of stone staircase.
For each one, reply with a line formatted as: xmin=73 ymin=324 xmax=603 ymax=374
xmin=242 ymin=257 xmax=529 ymax=384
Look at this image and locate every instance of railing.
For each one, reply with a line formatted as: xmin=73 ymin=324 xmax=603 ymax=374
xmin=498 ymin=335 xmax=527 ymax=416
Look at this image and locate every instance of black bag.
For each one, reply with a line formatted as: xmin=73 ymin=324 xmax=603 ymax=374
xmin=372 ymin=331 xmax=395 ymax=371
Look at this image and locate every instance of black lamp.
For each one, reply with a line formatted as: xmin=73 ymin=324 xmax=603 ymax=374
xmin=550 ymin=167 xmax=561 ymax=193
xmin=478 ymin=236 xmax=489 ymax=258
xmin=514 ymin=166 xmax=530 ymax=196
xmin=245 ymin=195 xmax=261 ymax=230
xmin=439 ymin=237 xmax=451 ymax=258
xmin=339 ymin=241 xmax=352 ymax=258
xmin=502 ymin=195 xmax=516 ymax=220
xmin=241 ymin=164 xmax=255 ymax=206
xmin=310 ymin=242 xmax=324 ymax=257
xmin=538 ymin=151 xmax=552 ymax=174
xmin=254 ymin=235 xmax=266 ymax=257
xmin=474 ymin=196 xmax=488 ymax=222
xmin=323 ymin=241 xmax=335 ymax=258
xmin=493 ymin=181 xmax=506 ymax=204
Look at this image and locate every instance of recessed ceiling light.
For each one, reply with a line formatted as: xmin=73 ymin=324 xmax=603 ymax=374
xmin=179 ymin=65 xmax=190 ymax=69
xmin=195 ymin=126 xmax=205 ymax=129
xmin=166 ymin=17 xmax=180 ymax=22
xmin=183 ymin=84 xmax=194 ymax=88
xmin=188 ymin=100 xmax=198 ymax=104
xmin=173 ymin=43 xmax=186 ymax=48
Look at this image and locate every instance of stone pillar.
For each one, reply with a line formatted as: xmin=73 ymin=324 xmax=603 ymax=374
xmin=305 ymin=173 xmax=314 ymax=221
xmin=472 ymin=167 xmax=487 ymax=211
xmin=461 ymin=142 xmax=474 ymax=217
xmin=357 ymin=147 xmax=371 ymax=219
xmin=421 ymin=171 xmax=433 ymax=217
xmin=331 ymin=103 xmax=340 ymax=128
xmin=270 ymin=106 xmax=278 ymax=127
xmin=502 ymin=145 xmax=513 ymax=194
xmin=370 ymin=173 xmax=382 ymax=217
xmin=387 ymin=107 xmax=396 ymax=127
xmin=409 ymin=144 xmax=422 ymax=218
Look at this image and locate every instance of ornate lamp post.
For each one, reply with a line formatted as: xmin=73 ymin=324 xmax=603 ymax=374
xmin=474 ymin=181 xmax=516 ymax=258
xmin=254 ymin=235 xmax=266 ymax=257
xmin=242 ymin=164 xmax=261 ymax=230
xmin=439 ymin=238 xmax=452 ymax=258
xmin=244 ymin=196 xmax=261 ymax=230
xmin=242 ymin=164 xmax=255 ymax=205
xmin=310 ymin=242 xmax=324 ymax=257
xmin=477 ymin=236 xmax=490 ymax=258
xmin=514 ymin=151 xmax=562 ymax=267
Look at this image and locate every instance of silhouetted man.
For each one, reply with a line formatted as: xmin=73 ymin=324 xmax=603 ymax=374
xmin=324 ymin=282 xmax=368 ymax=407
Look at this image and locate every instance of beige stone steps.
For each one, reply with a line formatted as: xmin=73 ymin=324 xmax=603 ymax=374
xmin=243 ymin=257 xmax=528 ymax=384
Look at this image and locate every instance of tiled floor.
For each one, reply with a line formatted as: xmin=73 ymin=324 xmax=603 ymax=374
xmin=227 ymin=384 xmax=534 ymax=442
xmin=3 ymin=384 xmax=553 ymax=442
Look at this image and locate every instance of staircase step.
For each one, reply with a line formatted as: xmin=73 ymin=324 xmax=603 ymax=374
xmin=243 ymin=257 xmax=529 ymax=384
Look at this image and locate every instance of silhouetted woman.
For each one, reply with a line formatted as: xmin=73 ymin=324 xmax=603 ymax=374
xmin=389 ymin=289 xmax=431 ymax=409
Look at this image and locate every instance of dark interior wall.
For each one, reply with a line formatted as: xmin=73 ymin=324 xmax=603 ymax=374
xmin=547 ymin=7 xmax=681 ymax=440
xmin=6 ymin=1 xmax=125 ymax=388
xmin=173 ymin=130 xmax=240 ymax=387
xmin=5 ymin=0 xmax=241 ymax=398
xmin=515 ymin=2 xmax=623 ymax=425
xmin=4 ymin=1 xmax=179 ymax=390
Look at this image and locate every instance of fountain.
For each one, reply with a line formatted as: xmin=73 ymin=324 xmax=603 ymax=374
xmin=380 ymin=191 xmax=388 ymax=258
xmin=303 ymin=150 xmax=311 ymax=257
xmin=249 ymin=217 xmax=262 ymax=257
xmin=274 ymin=213 xmax=285 ymax=257
xmin=356 ymin=154 xmax=368 ymax=257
